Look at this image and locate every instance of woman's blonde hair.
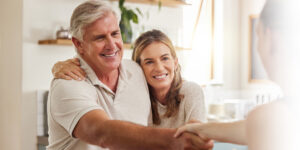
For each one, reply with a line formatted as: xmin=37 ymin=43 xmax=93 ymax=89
xmin=132 ymin=29 xmax=184 ymax=125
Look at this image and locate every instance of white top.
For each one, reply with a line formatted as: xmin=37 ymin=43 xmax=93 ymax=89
xmin=149 ymin=81 xmax=206 ymax=128
xmin=47 ymin=57 xmax=151 ymax=150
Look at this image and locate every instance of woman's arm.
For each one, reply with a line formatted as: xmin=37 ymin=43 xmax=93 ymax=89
xmin=175 ymin=120 xmax=247 ymax=145
xmin=52 ymin=58 xmax=86 ymax=80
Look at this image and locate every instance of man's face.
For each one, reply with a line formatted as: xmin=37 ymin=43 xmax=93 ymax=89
xmin=75 ymin=12 xmax=123 ymax=73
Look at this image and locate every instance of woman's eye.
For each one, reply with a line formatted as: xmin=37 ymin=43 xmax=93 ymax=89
xmin=162 ymin=57 xmax=169 ymax=61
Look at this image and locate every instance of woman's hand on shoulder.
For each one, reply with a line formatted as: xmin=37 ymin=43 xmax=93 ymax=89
xmin=52 ymin=58 xmax=86 ymax=81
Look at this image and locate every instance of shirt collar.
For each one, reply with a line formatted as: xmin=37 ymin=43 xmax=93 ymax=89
xmin=76 ymin=55 xmax=131 ymax=95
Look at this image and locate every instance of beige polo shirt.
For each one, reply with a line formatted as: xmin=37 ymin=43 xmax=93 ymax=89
xmin=47 ymin=56 xmax=151 ymax=150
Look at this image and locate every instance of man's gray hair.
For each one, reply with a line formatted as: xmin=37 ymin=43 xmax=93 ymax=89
xmin=70 ymin=0 xmax=120 ymax=41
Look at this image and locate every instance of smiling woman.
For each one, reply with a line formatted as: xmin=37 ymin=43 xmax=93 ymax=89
xmin=131 ymin=29 xmax=207 ymax=128
xmin=132 ymin=30 xmax=183 ymax=125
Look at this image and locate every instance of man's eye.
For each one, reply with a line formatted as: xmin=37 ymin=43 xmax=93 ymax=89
xmin=112 ymin=32 xmax=120 ymax=36
xmin=95 ymin=36 xmax=105 ymax=40
xmin=145 ymin=61 xmax=153 ymax=65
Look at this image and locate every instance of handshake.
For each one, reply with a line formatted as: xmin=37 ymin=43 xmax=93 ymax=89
xmin=172 ymin=120 xmax=214 ymax=150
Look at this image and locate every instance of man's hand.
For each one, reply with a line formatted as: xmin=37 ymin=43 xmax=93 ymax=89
xmin=52 ymin=58 xmax=86 ymax=80
xmin=172 ymin=132 xmax=214 ymax=150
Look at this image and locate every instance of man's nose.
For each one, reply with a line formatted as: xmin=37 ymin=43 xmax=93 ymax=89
xmin=105 ymin=36 xmax=116 ymax=50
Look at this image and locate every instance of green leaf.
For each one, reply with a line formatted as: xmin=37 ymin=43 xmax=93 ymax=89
xmin=127 ymin=10 xmax=138 ymax=24
xmin=119 ymin=0 xmax=125 ymax=8
xmin=120 ymin=7 xmax=125 ymax=13
xmin=136 ymin=8 xmax=143 ymax=17
xmin=132 ymin=13 xmax=138 ymax=24
xmin=127 ymin=9 xmax=133 ymax=19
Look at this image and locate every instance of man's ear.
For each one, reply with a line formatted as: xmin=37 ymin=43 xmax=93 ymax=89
xmin=72 ymin=37 xmax=84 ymax=54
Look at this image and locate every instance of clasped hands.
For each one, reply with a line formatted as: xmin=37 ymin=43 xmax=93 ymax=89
xmin=174 ymin=120 xmax=213 ymax=150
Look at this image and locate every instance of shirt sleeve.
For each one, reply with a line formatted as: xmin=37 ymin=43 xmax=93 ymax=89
xmin=48 ymin=79 xmax=103 ymax=136
xmin=182 ymin=81 xmax=207 ymax=123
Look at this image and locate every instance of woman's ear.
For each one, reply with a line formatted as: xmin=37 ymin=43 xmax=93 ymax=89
xmin=72 ymin=37 xmax=84 ymax=54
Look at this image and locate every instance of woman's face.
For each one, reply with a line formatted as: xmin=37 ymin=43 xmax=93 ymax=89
xmin=139 ymin=42 xmax=178 ymax=92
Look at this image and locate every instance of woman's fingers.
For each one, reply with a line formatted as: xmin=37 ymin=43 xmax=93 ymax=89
xmin=76 ymin=67 xmax=86 ymax=78
xmin=71 ymin=58 xmax=80 ymax=66
xmin=62 ymin=74 xmax=73 ymax=80
xmin=67 ymin=71 xmax=82 ymax=81
xmin=55 ymin=72 xmax=72 ymax=80
xmin=52 ymin=58 xmax=86 ymax=80
xmin=72 ymin=69 xmax=85 ymax=80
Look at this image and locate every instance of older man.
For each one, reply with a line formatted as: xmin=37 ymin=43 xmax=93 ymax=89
xmin=47 ymin=1 xmax=212 ymax=150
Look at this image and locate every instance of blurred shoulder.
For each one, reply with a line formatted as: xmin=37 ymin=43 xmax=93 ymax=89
xmin=246 ymin=101 xmax=291 ymax=135
xmin=247 ymin=101 xmax=289 ymax=121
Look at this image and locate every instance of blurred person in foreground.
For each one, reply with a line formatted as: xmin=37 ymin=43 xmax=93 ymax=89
xmin=175 ymin=0 xmax=300 ymax=150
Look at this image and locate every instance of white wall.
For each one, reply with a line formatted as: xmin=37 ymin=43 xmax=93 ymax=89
xmin=205 ymin=0 xmax=244 ymax=101
xmin=222 ymin=0 xmax=241 ymax=90
xmin=0 ymin=0 xmax=23 ymax=149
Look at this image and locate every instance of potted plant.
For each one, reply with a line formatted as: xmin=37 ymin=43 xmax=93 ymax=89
xmin=118 ymin=0 xmax=161 ymax=43
xmin=119 ymin=0 xmax=141 ymax=43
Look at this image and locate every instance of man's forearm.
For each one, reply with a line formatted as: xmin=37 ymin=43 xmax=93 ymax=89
xmin=74 ymin=110 xmax=211 ymax=150
xmin=98 ymin=120 xmax=176 ymax=150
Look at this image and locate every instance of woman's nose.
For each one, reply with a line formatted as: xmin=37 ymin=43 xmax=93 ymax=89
xmin=154 ymin=61 xmax=164 ymax=71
